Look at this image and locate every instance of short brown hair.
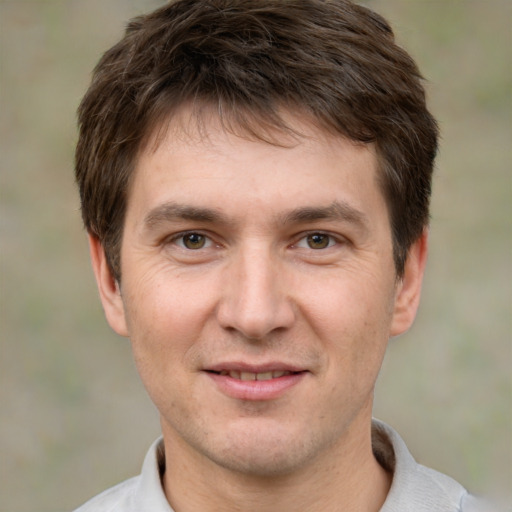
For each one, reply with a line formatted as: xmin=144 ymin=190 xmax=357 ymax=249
xmin=76 ymin=0 xmax=438 ymax=280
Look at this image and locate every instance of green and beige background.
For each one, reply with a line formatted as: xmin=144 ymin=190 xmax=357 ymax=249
xmin=1 ymin=1 xmax=510 ymax=510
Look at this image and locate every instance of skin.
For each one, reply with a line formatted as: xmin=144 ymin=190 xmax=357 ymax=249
xmin=89 ymin=110 xmax=428 ymax=512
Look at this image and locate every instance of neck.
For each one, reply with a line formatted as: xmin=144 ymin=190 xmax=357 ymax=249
xmin=161 ymin=414 xmax=391 ymax=512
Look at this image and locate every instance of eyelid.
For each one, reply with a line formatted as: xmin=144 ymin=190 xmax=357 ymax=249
xmin=162 ymin=229 xmax=346 ymax=250
xmin=166 ymin=230 xmax=215 ymax=249
xmin=292 ymin=231 xmax=345 ymax=250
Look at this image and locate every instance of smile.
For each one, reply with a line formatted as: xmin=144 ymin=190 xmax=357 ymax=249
xmin=217 ymin=370 xmax=293 ymax=381
xmin=205 ymin=367 xmax=307 ymax=401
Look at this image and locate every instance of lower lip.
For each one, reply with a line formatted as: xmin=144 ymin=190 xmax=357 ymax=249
xmin=206 ymin=372 xmax=306 ymax=401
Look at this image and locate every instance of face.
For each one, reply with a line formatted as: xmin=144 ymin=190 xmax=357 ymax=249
xmin=91 ymin=111 xmax=426 ymax=478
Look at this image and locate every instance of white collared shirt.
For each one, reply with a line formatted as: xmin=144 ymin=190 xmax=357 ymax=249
xmin=74 ymin=420 xmax=490 ymax=511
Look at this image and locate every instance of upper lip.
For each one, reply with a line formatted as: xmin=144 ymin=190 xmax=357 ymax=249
xmin=205 ymin=362 xmax=306 ymax=373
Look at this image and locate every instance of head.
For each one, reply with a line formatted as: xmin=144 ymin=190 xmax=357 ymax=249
xmin=77 ymin=1 xmax=438 ymax=488
xmin=75 ymin=0 xmax=438 ymax=283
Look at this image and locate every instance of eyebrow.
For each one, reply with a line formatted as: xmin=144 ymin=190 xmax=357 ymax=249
xmin=144 ymin=202 xmax=227 ymax=229
xmin=280 ymin=201 xmax=369 ymax=230
xmin=143 ymin=200 xmax=369 ymax=231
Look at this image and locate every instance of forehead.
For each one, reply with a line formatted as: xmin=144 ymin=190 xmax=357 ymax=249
xmin=141 ymin=102 xmax=377 ymax=163
xmin=128 ymin=107 xmax=385 ymax=225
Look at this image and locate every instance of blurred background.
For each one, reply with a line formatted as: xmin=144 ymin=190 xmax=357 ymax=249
xmin=0 ymin=0 xmax=510 ymax=510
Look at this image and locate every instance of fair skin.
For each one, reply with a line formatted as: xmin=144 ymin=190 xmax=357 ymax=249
xmin=89 ymin=110 xmax=428 ymax=512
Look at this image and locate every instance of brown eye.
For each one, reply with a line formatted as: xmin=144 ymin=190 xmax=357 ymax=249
xmin=182 ymin=233 xmax=206 ymax=249
xmin=306 ymin=233 xmax=331 ymax=249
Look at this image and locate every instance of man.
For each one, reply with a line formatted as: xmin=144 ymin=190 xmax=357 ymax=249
xmin=73 ymin=1 xmax=487 ymax=510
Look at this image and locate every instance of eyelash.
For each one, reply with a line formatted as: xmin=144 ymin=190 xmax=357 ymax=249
xmin=166 ymin=230 xmax=343 ymax=252
xmin=293 ymin=232 xmax=341 ymax=250
xmin=167 ymin=231 xmax=215 ymax=250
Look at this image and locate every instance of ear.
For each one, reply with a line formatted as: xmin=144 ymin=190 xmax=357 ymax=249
xmin=88 ymin=234 xmax=129 ymax=337
xmin=390 ymin=229 xmax=429 ymax=337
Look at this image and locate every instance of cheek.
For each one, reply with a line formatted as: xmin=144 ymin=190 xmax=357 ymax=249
xmin=302 ymin=266 xmax=395 ymax=371
xmin=120 ymin=266 xmax=217 ymax=381
xmin=123 ymin=259 xmax=217 ymax=333
xmin=305 ymin=264 xmax=395 ymax=328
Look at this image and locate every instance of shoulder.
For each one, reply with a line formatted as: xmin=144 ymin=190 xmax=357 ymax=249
xmin=73 ymin=476 xmax=139 ymax=512
xmin=373 ymin=420 xmax=491 ymax=512
xmin=73 ymin=437 xmax=171 ymax=512
xmin=412 ymin=463 xmax=491 ymax=511
xmin=458 ymin=492 xmax=503 ymax=512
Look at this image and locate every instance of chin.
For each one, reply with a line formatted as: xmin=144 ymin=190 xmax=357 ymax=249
xmin=202 ymin=422 xmax=329 ymax=478
xmin=213 ymin=445 xmax=309 ymax=478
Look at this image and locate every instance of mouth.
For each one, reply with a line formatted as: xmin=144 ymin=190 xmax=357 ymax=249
xmin=204 ymin=365 xmax=307 ymax=401
xmin=211 ymin=370 xmax=296 ymax=381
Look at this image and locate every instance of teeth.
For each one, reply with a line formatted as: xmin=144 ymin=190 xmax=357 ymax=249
xmin=221 ymin=370 xmax=292 ymax=380
xmin=256 ymin=372 xmax=273 ymax=381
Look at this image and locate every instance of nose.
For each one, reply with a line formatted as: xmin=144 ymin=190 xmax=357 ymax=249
xmin=216 ymin=245 xmax=296 ymax=340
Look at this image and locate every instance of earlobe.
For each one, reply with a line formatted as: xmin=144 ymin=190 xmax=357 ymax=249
xmin=88 ymin=234 xmax=129 ymax=337
xmin=390 ymin=229 xmax=429 ymax=337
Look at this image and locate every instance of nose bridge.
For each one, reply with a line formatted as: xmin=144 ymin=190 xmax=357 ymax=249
xmin=218 ymin=241 xmax=294 ymax=339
